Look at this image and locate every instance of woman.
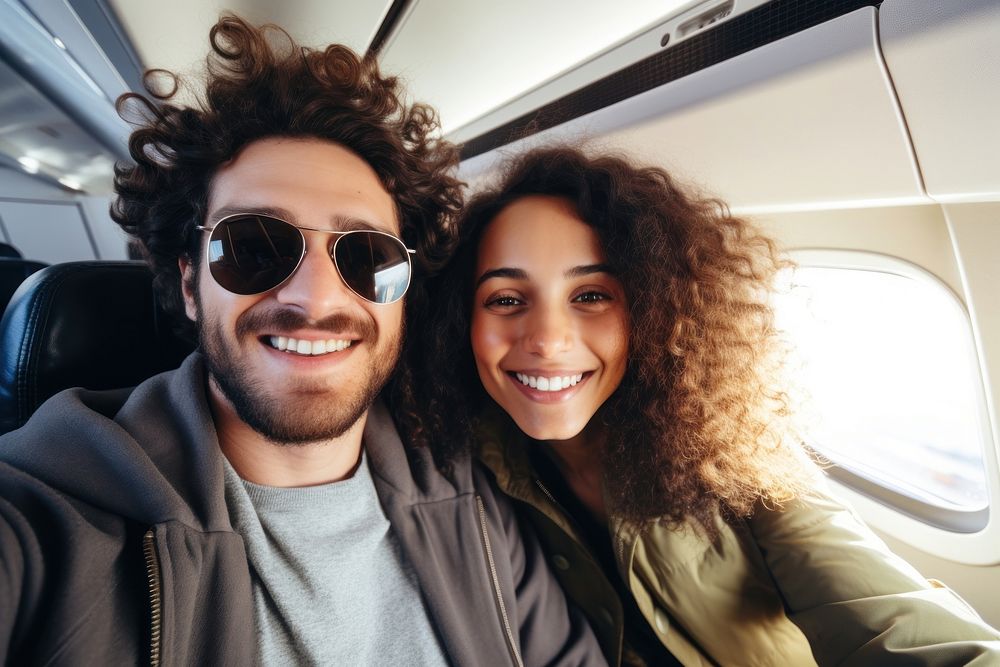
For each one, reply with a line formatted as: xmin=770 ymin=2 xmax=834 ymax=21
xmin=408 ymin=146 xmax=1000 ymax=666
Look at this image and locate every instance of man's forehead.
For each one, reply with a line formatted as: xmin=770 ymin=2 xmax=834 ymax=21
xmin=205 ymin=138 xmax=401 ymax=234
xmin=206 ymin=205 xmax=392 ymax=234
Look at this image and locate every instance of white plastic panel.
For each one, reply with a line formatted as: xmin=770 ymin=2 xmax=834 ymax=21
xmin=756 ymin=204 xmax=964 ymax=297
xmin=461 ymin=8 xmax=925 ymax=213
xmin=880 ymin=0 xmax=1000 ymax=202
xmin=79 ymin=196 xmax=128 ymax=260
xmin=0 ymin=200 xmax=97 ymax=263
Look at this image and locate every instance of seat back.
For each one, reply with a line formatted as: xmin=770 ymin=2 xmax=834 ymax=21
xmin=0 ymin=242 xmax=23 ymax=258
xmin=0 ymin=258 xmax=48 ymax=315
xmin=0 ymin=261 xmax=194 ymax=434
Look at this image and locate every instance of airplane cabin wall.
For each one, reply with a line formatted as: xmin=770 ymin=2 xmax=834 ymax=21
xmin=0 ymin=167 xmax=125 ymax=263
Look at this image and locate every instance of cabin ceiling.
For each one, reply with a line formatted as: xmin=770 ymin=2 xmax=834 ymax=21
xmin=108 ymin=0 xmax=396 ymax=83
xmin=108 ymin=0 xmax=697 ymax=135
xmin=377 ymin=0 xmax=694 ymax=134
xmin=0 ymin=0 xmax=750 ymax=193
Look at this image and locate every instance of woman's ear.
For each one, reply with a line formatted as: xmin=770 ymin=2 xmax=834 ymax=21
xmin=179 ymin=256 xmax=198 ymax=322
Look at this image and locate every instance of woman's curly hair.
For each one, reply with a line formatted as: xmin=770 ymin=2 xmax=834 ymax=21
xmin=411 ymin=146 xmax=814 ymax=527
xmin=111 ymin=14 xmax=463 ymax=343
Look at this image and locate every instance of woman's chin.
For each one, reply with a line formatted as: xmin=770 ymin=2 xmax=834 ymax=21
xmin=512 ymin=416 xmax=587 ymax=443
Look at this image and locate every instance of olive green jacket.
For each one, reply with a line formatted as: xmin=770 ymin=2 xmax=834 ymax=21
xmin=479 ymin=427 xmax=1000 ymax=666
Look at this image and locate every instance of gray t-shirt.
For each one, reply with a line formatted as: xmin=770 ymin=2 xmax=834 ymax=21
xmin=223 ymin=452 xmax=450 ymax=666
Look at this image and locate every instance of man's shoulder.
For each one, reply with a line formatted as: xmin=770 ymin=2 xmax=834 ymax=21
xmin=0 ymin=354 xmax=226 ymax=532
xmin=0 ymin=385 xmax=136 ymax=459
xmin=0 ymin=353 xmax=205 ymax=488
xmin=0 ymin=355 xmax=201 ymax=457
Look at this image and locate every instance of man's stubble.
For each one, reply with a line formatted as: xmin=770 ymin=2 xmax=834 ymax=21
xmin=195 ymin=293 xmax=402 ymax=445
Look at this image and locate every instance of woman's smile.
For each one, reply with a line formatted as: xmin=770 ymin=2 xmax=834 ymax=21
xmin=505 ymin=369 xmax=593 ymax=403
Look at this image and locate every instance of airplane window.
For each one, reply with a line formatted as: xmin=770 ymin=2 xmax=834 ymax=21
xmin=773 ymin=261 xmax=990 ymax=523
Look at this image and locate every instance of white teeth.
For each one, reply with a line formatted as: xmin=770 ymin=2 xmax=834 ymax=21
xmin=267 ymin=336 xmax=353 ymax=356
xmin=514 ymin=372 xmax=585 ymax=392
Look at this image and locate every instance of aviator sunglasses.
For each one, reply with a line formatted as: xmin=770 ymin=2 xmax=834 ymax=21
xmin=196 ymin=213 xmax=415 ymax=304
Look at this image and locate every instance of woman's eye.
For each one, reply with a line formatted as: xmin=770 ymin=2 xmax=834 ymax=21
xmin=573 ymin=290 xmax=611 ymax=304
xmin=485 ymin=294 xmax=524 ymax=309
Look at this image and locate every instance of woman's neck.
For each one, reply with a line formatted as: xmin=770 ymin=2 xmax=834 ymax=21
xmin=542 ymin=424 xmax=608 ymax=522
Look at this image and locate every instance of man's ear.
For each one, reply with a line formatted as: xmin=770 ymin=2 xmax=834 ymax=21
xmin=179 ymin=256 xmax=198 ymax=322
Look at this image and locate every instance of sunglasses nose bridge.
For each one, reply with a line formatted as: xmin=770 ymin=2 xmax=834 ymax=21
xmin=271 ymin=231 xmax=359 ymax=313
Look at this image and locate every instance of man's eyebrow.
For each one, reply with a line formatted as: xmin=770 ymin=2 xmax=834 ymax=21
xmin=207 ymin=207 xmax=390 ymax=233
xmin=476 ymin=267 xmax=527 ymax=288
xmin=329 ymin=215 xmax=385 ymax=233
xmin=208 ymin=205 xmax=294 ymax=225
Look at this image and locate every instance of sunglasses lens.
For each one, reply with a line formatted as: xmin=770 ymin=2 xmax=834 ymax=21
xmin=334 ymin=232 xmax=411 ymax=304
xmin=206 ymin=215 xmax=303 ymax=295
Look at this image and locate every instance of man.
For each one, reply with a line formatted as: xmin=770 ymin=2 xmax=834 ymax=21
xmin=0 ymin=16 xmax=602 ymax=666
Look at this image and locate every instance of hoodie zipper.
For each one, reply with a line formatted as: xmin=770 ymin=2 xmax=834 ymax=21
xmin=143 ymin=529 xmax=163 ymax=667
xmin=476 ymin=495 xmax=525 ymax=667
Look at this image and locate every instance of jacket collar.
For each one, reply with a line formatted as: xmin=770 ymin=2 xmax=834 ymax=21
xmin=476 ymin=406 xmax=588 ymax=546
xmin=363 ymin=398 xmax=472 ymax=512
xmin=476 ymin=410 xmax=663 ymax=622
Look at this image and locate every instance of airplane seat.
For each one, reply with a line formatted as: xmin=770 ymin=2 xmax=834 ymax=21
xmin=0 ymin=242 xmax=23 ymax=258
xmin=0 ymin=261 xmax=194 ymax=435
xmin=0 ymin=257 xmax=48 ymax=315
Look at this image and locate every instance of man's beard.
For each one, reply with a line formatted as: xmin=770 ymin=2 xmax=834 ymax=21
xmin=196 ymin=300 xmax=400 ymax=445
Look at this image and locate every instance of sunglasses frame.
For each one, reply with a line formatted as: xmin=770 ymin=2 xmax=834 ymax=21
xmin=196 ymin=213 xmax=416 ymax=304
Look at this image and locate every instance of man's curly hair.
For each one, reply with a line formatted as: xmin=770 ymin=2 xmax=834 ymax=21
xmin=411 ymin=146 xmax=814 ymax=528
xmin=111 ymin=14 xmax=462 ymax=343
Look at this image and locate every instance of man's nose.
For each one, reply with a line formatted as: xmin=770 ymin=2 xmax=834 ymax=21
xmin=272 ymin=237 xmax=356 ymax=318
xmin=523 ymin=306 xmax=573 ymax=358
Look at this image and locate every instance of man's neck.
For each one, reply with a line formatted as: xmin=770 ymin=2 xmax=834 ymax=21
xmin=208 ymin=383 xmax=367 ymax=488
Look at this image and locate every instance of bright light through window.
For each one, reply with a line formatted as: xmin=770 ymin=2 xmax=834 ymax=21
xmin=773 ymin=261 xmax=989 ymax=512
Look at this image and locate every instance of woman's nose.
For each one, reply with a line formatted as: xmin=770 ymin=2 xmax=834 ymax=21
xmin=523 ymin=307 xmax=573 ymax=357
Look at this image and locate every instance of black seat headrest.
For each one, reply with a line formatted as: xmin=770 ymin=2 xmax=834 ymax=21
xmin=0 ymin=258 xmax=48 ymax=315
xmin=0 ymin=242 xmax=22 ymax=259
xmin=0 ymin=261 xmax=195 ymax=434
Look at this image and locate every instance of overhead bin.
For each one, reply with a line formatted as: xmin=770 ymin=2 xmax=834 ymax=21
xmin=880 ymin=0 xmax=1000 ymax=203
xmin=458 ymin=3 xmax=927 ymax=213
xmin=0 ymin=1 xmax=129 ymax=163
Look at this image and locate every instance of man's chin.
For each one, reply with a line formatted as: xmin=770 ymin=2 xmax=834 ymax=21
xmin=196 ymin=306 xmax=400 ymax=446
xmin=217 ymin=379 xmax=373 ymax=446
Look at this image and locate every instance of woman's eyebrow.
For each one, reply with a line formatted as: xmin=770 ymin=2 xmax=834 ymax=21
xmin=565 ymin=263 xmax=615 ymax=278
xmin=476 ymin=267 xmax=527 ymax=288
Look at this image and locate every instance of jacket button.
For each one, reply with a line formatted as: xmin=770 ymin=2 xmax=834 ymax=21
xmin=654 ymin=607 xmax=670 ymax=635
xmin=552 ymin=554 xmax=570 ymax=571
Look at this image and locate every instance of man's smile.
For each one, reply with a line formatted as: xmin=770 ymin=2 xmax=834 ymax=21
xmin=266 ymin=335 xmax=355 ymax=356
